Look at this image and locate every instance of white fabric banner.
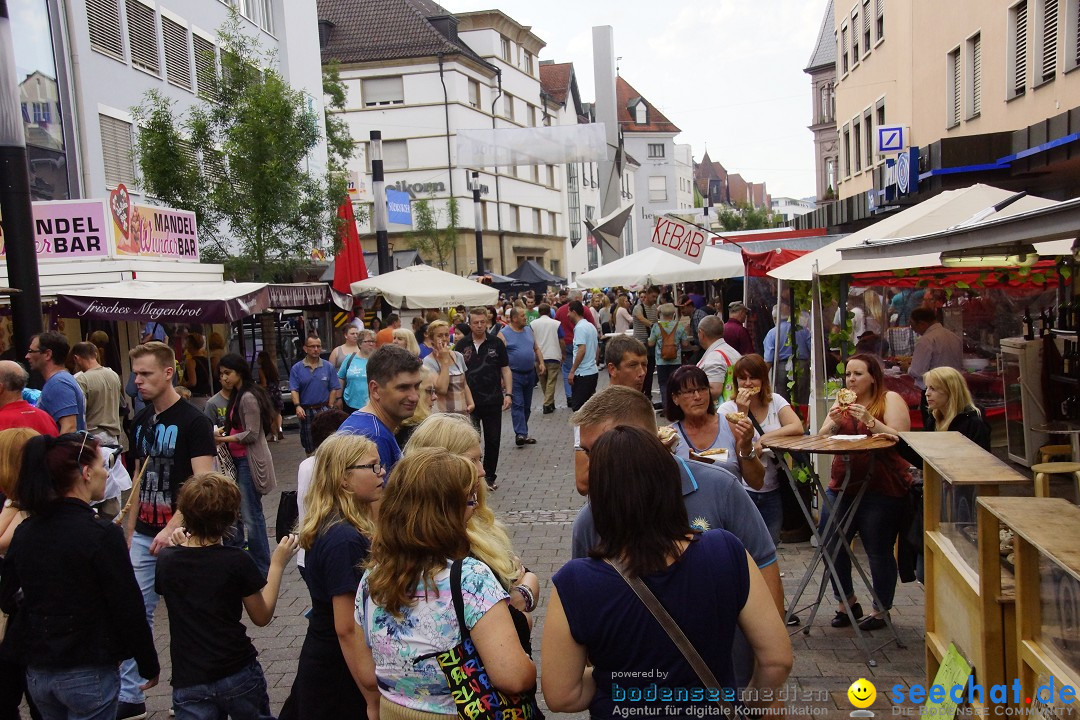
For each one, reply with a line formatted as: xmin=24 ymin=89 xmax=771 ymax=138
xmin=456 ymin=124 xmax=609 ymax=166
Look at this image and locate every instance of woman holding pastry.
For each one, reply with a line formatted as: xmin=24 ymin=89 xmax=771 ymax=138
xmin=664 ymin=365 xmax=765 ymax=491
xmin=817 ymin=353 xmax=912 ymax=632
xmin=718 ymin=354 xmax=804 ymax=544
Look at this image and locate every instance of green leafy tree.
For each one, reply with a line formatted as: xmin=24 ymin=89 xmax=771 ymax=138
xmin=409 ymin=196 xmax=460 ymax=271
xmin=716 ymin=202 xmax=780 ymax=231
xmin=133 ymin=12 xmax=353 ymax=280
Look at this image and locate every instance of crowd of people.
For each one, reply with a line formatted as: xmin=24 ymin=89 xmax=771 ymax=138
xmin=0 ymin=279 xmax=993 ymax=720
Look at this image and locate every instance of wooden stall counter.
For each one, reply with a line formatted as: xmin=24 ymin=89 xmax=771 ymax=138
xmin=900 ymin=431 xmax=1033 ymax=716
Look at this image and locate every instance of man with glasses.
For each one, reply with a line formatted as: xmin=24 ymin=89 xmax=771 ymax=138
xmin=339 ymin=345 xmax=421 ymax=474
xmin=26 ymin=331 xmax=86 ymax=434
xmin=289 ymin=334 xmax=340 ymax=455
xmin=119 ymin=341 xmax=216 ymax=720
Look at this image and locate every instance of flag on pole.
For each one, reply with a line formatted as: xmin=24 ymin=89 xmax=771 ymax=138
xmin=333 ymin=198 xmax=368 ymax=295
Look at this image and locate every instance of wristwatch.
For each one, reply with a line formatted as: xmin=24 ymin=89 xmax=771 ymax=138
xmin=739 ymin=447 xmax=758 ymax=460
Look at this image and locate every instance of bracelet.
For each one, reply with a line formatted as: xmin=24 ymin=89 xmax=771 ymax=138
xmin=515 ymin=584 xmax=536 ymax=613
xmin=866 ymin=416 xmax=877 ymax=430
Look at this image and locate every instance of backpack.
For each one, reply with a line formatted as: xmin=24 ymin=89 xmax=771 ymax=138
xmin=659 ymin=323 xmax=678 ymax=361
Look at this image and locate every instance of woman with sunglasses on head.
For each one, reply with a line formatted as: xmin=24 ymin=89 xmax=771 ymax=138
xmin=215 ymin=353 xmax=277 ymax=578
xmin=0 ymin=433 xmax=159 ymax=720
xmin=281 ymin=433 xmax=384 ymax=720
xmin=404 ymin=413 xmax=541 ymax=649
xmin=356 ymin=447 xmax=537 ymax=720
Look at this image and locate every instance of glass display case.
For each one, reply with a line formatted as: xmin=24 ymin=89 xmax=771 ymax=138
xmin=1000 ymin=337 xmax=1049 ymax=467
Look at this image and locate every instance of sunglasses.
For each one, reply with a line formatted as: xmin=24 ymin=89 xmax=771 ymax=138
xmin=71 ymin=431 xmax=120 ymax=469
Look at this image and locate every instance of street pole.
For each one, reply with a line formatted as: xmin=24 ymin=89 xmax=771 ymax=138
xmin=370 ymin=130 xmax=391 ymax=276
xmin=471 ymin=171 xmax=483 ymax=274
xmin=0 ymin=0 xmax=43 ymax=354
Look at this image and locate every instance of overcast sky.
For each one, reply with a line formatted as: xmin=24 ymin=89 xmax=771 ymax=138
xmin=446 ymin=0 xmax=827 ymax=201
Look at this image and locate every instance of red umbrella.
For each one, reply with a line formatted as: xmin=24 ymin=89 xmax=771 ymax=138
xmin=333 ymin=198 xmax=368 ymax=295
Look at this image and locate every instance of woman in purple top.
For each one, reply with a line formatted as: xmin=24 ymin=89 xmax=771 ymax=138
xmin=541 ymin=426 xmax=791 ymax=717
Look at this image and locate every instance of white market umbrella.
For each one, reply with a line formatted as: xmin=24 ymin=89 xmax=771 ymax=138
xmin=351 ymin=264 xmax=498 ymax=309
xmin=769 ymin=184 xmax=1058 ymax=281
xmin=576 ymin=245 xmax=745 ymax=288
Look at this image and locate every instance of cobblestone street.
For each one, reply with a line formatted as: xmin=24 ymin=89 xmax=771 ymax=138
xmin=135 ymin=377 xmax=927 ymax=719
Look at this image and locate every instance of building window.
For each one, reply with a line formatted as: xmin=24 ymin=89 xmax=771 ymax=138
xmin=528 ymin=105 xmax=537 ymax=127
xmin=547 ymin=165 xmax=556 ymax=188
xmin=876 ymin=99 xmax=886 ymax=129
xmin=127 ymin=0 xmax=160 ymax=76
xmin=947 ymin=46 xmax=961 ymax=127
xmin=648 ymin=176 xmax=667 ymax=202
xmin=162 ymin=17 xmax=192 ymax=90
xmin=648 ymin=143 xmax=665 ymax=158
xmin=382 ymin=140 xmax=408 ymax=170
xmin=842 ymin=124 xmax=851 ymax=176
xmin=523 ymin=51 xmax=534 ymax=75
xmin=841 ymin=25 xmax=850 ymax=73
xmin=818 ymin=83 xmax=835 ymax=123
xmin=1009 ymin=1 xmax=1029 ymax=97
xmin=1067 ymin=0 xmax=1080 ymax=71
xmin=501 ymin=36 xmax=512 ymax=62
xmin=362 ymin=76 xmax=404 ymax=106
xmin=1037 ymin=0 xmax=1059 ymax=83
xmin=825 ymin=157 xmax=837 ymax=193
xmin=853 ymin=117 xmax=862 ymax=171
xmin=851 ymin=10 xmax=860 ymax=62
xmin=194 ymin=34 xmax=218 ymax=101
xmin=876 ymin=0 xmax=884 ymax=40
xmin=567 ymin=164 xmax=581 ymax=245
xmin=531 ymin=164 xmax=540 ymax=183
xmin=967 ymin=32 xmax=982 ymax=117
xmin=863 ymin=0 xmax=872 ymax=54
xmin=634 ymin=102 xmax=647 ymax=124
xmin=864 ymin=109 xmax=873 ymax=167
xmin=532 ymin=208 xmax=542 ymax=232
xmin=550 ymin=259 xmax=560 ymax=276
xmin=100 ymin=114 xmax=136 ymax=189
xmin=507 ymin=205 xmax=518 ymax=231
xmin=256 ymin=0 xmax=273 ymax=34
xmin=469 ymin=79 xmax=481 ymax=109
xmin=503 ymin=93 xmax=514 ymax=120
xmin=548 ymin=211 xmax=557 ymax=234
xmin=87 ymin=0 xmax=124 ymax=60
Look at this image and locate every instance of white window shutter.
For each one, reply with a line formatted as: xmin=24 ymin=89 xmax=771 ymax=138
xmin=100 ymin=115 xmax=136 ymax=189
xmin=127 ymin=0 xmax=160 ymax=75
xmin=194 ymin=35 xmax=218 ymax=101
xmin=87 ymin=0 xmax=123 ymax=60
xmin=362 ymin=77 xmax=404 ymax=106
xmin=162 ymin=17 xmax=191 ymax=90
xmin=1044 ymin=0 xmax=1059 ymax=80
xmin=1017 ymin=2 xmax=1029 ymax=93
xmin=972 ymin=35 xmax=982 ymax=114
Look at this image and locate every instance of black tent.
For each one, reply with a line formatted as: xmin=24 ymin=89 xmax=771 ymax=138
xmin=508 ymin=259 xmax=565 ymax=286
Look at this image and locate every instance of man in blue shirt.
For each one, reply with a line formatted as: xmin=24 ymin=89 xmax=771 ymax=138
xmin=140 ymin=321 xmax=169 ymax=344
xmin=338 ymin=345 xmax=421 ymax=473
xmin=26 ymin=332 xmax=86 ymax=434
xmin=499 ymin=306 xmax=545 ymax=445
xmin=567 ymin=300 xmax=599 ymax=411
xmin=763 ymin=305 xmax=812 ymax=405
xmin=289 ymin=334 xmax=340 ymax=454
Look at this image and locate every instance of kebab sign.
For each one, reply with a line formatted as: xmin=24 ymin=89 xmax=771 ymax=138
xmin=650 ymin=215 xmax=706 ymax=265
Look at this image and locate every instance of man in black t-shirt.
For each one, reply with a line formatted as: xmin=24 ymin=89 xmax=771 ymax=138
xmin=455 ymin=307 xmax=511 ymax=491
xmin=118 ymin=341 xmax=216 ymax=720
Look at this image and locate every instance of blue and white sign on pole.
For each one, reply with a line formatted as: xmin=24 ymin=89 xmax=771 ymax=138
xmin=386 ymin=189 xmax=412 ymax=226
xmin=877 ymin=125 xmax=908 ymax=154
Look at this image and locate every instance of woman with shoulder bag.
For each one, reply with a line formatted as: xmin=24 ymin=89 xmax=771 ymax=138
xmin=542 ymin=426 xmax=791 ymax=717
xmin=356 ymin=447 xmax=536 ymax=720
xmin=215 ymin=353 xmax=277 ymax=578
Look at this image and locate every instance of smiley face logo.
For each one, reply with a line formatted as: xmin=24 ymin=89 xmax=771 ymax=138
xmin=848 ymin=678 xmax=876 ymax=709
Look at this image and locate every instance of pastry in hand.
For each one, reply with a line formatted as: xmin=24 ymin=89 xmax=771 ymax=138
xmin=837 ymin=388 xmax=857 ymax=407
xmin=724 ymin=411 xmax=748 ymax=424
xmin=657 ymin=426 xmax=679 ymax=451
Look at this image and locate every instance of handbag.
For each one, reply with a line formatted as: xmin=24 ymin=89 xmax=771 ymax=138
xmin=275 ymin=490 xmax=298 ymax=542
xmin=421 ymin=559 xmax=542 ymax=720
xmin=604 ymin=558 xmax=736 ymax=716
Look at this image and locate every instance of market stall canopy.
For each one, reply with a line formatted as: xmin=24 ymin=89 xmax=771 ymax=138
xmin=768 ymin=185 xmax=1058 ymax=281
xmin=468 ymin=272 xmax=531 ymax=291
xmin=56 ymin=281 xmax=269 ymax=323
xmin=576 ymin=245 xmax=744 ymax=288
xmin=267 ymin=283 xmax=353 ymax=311
xmin=351 ymin=265 xmax=498 ymax=308
xmin=508 ymin=259 xmax=565 ymax=286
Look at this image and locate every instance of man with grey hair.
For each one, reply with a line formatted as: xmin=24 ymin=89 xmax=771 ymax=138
xmin=554 ymin=289 xmax=596 ymax=406
xmin=0 ymin=361 xmax=59 ymax=435
xmin=696 ymin=314 xmax=741 ymax=402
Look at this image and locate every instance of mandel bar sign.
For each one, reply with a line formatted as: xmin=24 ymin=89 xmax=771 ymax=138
xmin=0 ymin=186 xmax=199 ymax=262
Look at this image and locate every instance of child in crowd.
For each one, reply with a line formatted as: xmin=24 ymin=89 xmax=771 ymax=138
xmin=156 ymin=472 xmax=299 ymax=719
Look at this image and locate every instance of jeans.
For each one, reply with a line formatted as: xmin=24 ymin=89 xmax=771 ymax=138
xmin=570 ymin=373 xmax=598 ymax=411
xmin=26 ymin=664 xmax=119 ymax=720
xmin=173 ymin=661 xmax=272 ymax=720
xmin=819 ymin=488 xmax=907 ymax=612
xmin=561 ymin=349 xmax=573 ymax=401
xmin=541 ymin=360 xmax=561 ymax=408
xmin=748 ymin=488 xmax=783 ymax=546
xmin=232 ymin=456 xmax=271 ymax=578
xmin=656 ymin=363 xmax=677 ymax=408
xmin=510 ymin=370 xmax=535 ymax=437
xmin=120 ymin=532 xmax=158 ymax=703
xmin=298 ymin=405 xmax=330 ymax=454
xmin=641 ymin=347 xmax=657 ymax=401
xmin=470 ymin=404 xmax=502 ymax=484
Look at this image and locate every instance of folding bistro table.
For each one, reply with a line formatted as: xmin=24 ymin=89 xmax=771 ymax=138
xmin=762 ymin=434 xmax=906 ymax=666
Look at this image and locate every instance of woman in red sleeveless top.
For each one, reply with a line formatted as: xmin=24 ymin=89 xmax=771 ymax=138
xmin=817 ymin=353 xmax=911 ymax=632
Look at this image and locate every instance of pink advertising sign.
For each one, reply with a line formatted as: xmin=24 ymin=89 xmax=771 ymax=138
xmin=0 ymin=199 xmax=110 ymax=260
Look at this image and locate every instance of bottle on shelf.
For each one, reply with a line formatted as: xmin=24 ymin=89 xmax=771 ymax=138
xmin=1024 ymin=307 xmax=1035 ymax=340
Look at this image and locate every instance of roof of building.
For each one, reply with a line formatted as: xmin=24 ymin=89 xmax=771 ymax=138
xmin=805 ymin=0 xmax=836 ymax=72
xmin=617 ymin=76 xmax=680 ymax=134
xmin=539 ymin=62 xmax=573 ymax=107
xmin=316 ymin=0 xmax=494 ymax=70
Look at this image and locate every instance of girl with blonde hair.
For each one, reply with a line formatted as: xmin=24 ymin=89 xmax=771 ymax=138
xmin=285 ymin=432 xmax=385 ymax=719
xmin=391 ymin=327 xmax=420 ymax=356
xmin=356 ymin=447 xmax=536 ymax=720
xmin=404 ymin=414 xmax=540 ymax=634
xmin=923 ymin=367 xmax=989 ymax=447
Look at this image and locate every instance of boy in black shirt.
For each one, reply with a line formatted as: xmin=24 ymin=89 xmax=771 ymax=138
xmin=157 ymin=472 xmax=299 ymax=719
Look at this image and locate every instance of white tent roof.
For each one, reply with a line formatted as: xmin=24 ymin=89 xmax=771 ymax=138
xmin=351 ymin=265 xmax=498 ymax=308
xmin=769 ymin=185 xmax=1059 ymax=281
xmin=576 ymin=245 xmax=745 ymax=288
